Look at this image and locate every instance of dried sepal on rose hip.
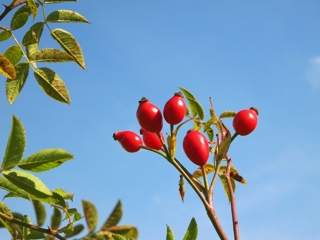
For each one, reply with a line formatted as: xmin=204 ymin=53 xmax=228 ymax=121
xmin=140 ymin=128 xmax=163 ymax=150
xmin=233 ymin=107 xmax=258 ymax=136
xmin=113 ymin=130 xmax=143 ymax=153
xmin=183 ymin=130 xmax=210 ymax=166
xmin=136 ymin=98 xmax=163 ymax=132
xmin=163 ymin=92 xmax=187 ymax=125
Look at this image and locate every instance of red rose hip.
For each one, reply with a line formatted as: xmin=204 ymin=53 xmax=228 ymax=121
xmin=163 ymin=92 xmax=187 ymax=125
xmin=140 ymin=128 xmax=163 ymax=150
xmin=113 ymin=130 xmax=142 ymax=153
xmin=137 ymin=98 xmax=163 ymax=132
xmin=233 ymin=108 xmax=258 ymax=136
xmin=183 ymin=130 xmax=209 ymax=166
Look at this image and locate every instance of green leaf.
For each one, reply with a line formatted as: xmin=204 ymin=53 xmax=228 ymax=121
xmin=102 ymin=200 xmax=122 ymax=230
xmin=2 ymin=186 xmax=68 ymax=208
xmin=6 ymin=63 xmax=29 ymax=104
xmin=26 ymin=0 xmax=38 ymax=18
xmin=0 ymin=176 xmax=29 ymax=199
xmin=216 ymin=122 xmax=231 ymax=161
xmin=0 ymin=30 xmax=11 ymax=42
xmin=10 ymin=6 xmax=30 ymax=30
xmin=27 ymin=230 xmax=45 ymax=239
xmin=219 ymin=175 xmax=235 ymax=203
xmin=64 ymin=224 xmax=84 ymax=238
xmin=82 ymin=200 xmax=98 ymax=232
xmin=182 ymin=218 xmax=198 ymax=240
xmin=67 ymin=208 xmax=82 ymax=221
xmin=18 ymin=148 xmax=73 ymax=172
xmin=219 ymin=111 xmax=236 ymax=119
xmin=44 ymin=0 xmax=76 ymax=3
xmin=32 ymin=200 xmax=46 ymax=226
xmin=179 ymin=87 xmax=204 ymax=120
xmin=53 ymin=188 xmax=74 ymax=200
xmin=34 ymin=67 xmax=71 ymax=104
xmin=166 ymin=225 xmax=175 ymax=240
xmin=112 ymin=235 xmax=127 ymax=240
xmin=30 ymin=48 xmax=74 ymax=62
xmin=26 ymin=43 xmax=39 ymax=58
xmin=50 ymin=208 xmax=62 ymax=229
xmin=4 ymin=45 xmax=22 ymax=65
xmin=51 ymin=28 xmax=85 ymax=68
xmin=108 ymin=225 xmax=138 ymax=240
xmin=3 ymin=170 xmax=53 ymax=198
xmin=2 ymin=116 xmax=26 ymax=170
xmin=22 ymin=22 xmax=44 ymax=46
xmin=0 ymin=54 xmax=16 ymax=79
xmin=47 ymin=10 xmax=88 ymax=23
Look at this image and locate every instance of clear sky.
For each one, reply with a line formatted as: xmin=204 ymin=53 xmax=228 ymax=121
xmin=0 ymin=0 xmax=320 ymax=239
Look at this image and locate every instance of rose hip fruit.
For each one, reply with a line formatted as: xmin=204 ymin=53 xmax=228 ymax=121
xmin=163 ymin=92 xmax=187 ymax=125
xmin=183 ymin=130 xmax=209 ymax=166
xmin=113 ymin=131 xmax=142 ymax=153
xmin=233 ymin=108 xmax=258 ymax=136
xmin=137 ymin=98 xmax=163 ymax=132
xmin=140 ymin=128 xmax=163 ymax=150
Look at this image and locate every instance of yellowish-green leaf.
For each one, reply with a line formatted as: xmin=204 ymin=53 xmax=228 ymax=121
xmin=102 ymin=200 xmax=122 ymax=230
xmin=0 ymin=54 xmax=16 ymax=79
xmin=192 ymin=164 xmax=215 ymax=179
xmin=0 ymin=30 xmax=11 ymax=42
xmin=219 ymin=175 xmax=235 ymax=203
xmin=22 ymin=22 xmax=44 ymax=46
xmin=82 ymin=200 xmax=98 ymax=232
xmin=3 ymin=170 xmax=53 ymax=198
xmin=4 ymin=45 xmax=23 ymax=65
xmin=0 ymin=202 xmax=13 ymax=219
xmin=219 ymin=166 xmax=247 ymax=184
xmin=34 ymin=67 xmax=71 ymax=104
xmin=219 ymin=111 xmax=236 ymax=119
xmin=10 ymin=6 xmax=30 ymax=30
xmin=6 ymin=63 xmax=29 ymax=104
xmin=51 ymin=28 xmax=85 ymax=68
xmin=18 ymin=148 xmax=73 ymax=172
xmin=166 ymin=225 xmax=175 ymax=240
xmin=108 ymin=225 xmax=138 ymax=240
xmin=2 ymin=116 xmax=26 ymax=170
xmin=30 ymin=48 xmax=74 ymax=62
xmin=26 ymin=0 xmax=38 ymax=18
xmin=26 ymin=43 xmax=39 ymax=57
xmin=47 ymin=10 xmax=88 ymax=23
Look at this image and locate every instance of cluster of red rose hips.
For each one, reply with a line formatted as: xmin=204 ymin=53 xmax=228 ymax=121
xmin=113 ymin=93 xmax=258 ymax=166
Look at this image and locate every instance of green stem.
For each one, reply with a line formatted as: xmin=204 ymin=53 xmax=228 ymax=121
xmin=230 ymin=133 xmax=238 ymax=143
xmin=201 ymin=165 xmax=209 ymax=200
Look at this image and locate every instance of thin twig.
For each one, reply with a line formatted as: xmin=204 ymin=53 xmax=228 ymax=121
xmin=142 ymin=146 xmax=228 ymax=240
xmin=226 ymin=158 xmax=240 ymax=240
xmin=0 ymin=212 xmax=66 ymax=240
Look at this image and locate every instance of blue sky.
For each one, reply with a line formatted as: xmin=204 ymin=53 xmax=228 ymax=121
xmin=0 ymin=0 xmax=320 ymax=239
